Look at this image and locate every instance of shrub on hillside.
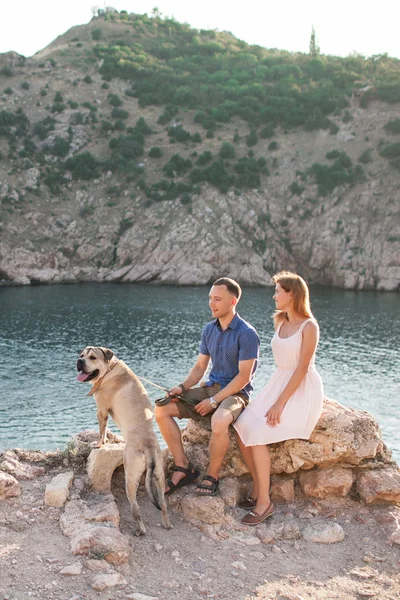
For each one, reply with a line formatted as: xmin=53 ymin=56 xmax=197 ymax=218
xmin=149 ymin=146 xmax=163 ymax=158
xmin=290 ymin=181 xmax=305 ymax=196
xmin=108 ymin=93 xmax=123 ymax=107
xmin=358 ymin=148 xmax=373 ymax=163
xmin=168 ymin=124 xmax=191 ymax=143
xmin=49 ymin=137 xmax=70 ymax=157
xmin=65 ymin=151 xmax=100 ymax=180
xmin=111 ymin=108 xmax=129 ymax=119
xmin=33 ymin=116 xmax=56 ymax=140
xmin=83 ymin=75 xmax=92 ymax=84
xmin=157 ymin=105 xmax=178 ymax=125
xmin=384 ymin=119 xmax=400 ymax=135
xmin=135 ymin=117 xmax=152 ymax=135
xmin=197 ymin=150 xmax=213 ymax=165
xmin=21 ymin=81 xmax=30 ymax=90
xmin=219 ymin=142 xmax=236 ymax=159
xmin=163 ymin=153 xmax=192 ymax=177
xmin=91 ymin=28 xmax=102 ymax=40
xmin=246 ymin=130 xmax=258 ymax=147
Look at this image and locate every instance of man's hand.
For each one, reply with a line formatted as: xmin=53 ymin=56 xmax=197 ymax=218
xmin=167 ymin=386 xmax=181 ymax=402
xmin=265 ymin=400 xmax=285 ymax=427
xmin=195 ymin=398 xmax=215 ymax=416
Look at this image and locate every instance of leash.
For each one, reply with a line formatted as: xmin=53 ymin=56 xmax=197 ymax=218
xmin=136 ymin=375 xmax=184 ymax=400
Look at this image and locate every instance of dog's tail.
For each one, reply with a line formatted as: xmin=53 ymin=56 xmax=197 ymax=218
xmin=144 ymin=447 xmax=162 ymax=511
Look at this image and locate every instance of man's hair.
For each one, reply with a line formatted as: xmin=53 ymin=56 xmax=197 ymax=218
xmin=212 ymin=277 xmax=242 ymax=300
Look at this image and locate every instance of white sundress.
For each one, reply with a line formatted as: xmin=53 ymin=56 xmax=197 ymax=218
xmin=234 ymin=318 xmax=324 ymax=446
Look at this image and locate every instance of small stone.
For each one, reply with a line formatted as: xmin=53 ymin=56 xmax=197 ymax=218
xmin=249 ymin=551 xmax=264 ymax=559
xmin=59 ymin=562 xmax=83 ymax=576
xmin=128 ymin=594 xmax=159 ymax=600
xmin=86 ymin=558 xmax=111 ymax=572
xmin=232 ymin=561 xmax=247 ymax=571
xmin=154 ymin=543 xmax=163 ymax=552
xmin=171 ymin=550 xmax=180 ymax=557
xmin=91 ymin=572 xmax=127 ymax=591
xmin=242 ymin=537 xmax=261 ymax=546
xmin=303 ymin=522 xmax=345 ymax=544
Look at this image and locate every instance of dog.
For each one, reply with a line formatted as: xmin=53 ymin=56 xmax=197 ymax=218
xmin=76 ymin=346 xmax=171 ymax=536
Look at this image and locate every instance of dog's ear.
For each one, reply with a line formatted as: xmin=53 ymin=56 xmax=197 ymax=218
xmin=99 ymin=347 xmax=114 ymax=362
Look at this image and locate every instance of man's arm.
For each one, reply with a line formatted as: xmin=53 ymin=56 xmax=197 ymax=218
xmin=169 ymin=353 xmax=210 ymax=396
xmin=213 ymin=359 xmax=256 ymax=404
xmin=194 ymin=358 xmax=256 ymax=416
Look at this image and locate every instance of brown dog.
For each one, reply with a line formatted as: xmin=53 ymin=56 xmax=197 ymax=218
xmin=76 ymin=346 xmax=171 ymax=536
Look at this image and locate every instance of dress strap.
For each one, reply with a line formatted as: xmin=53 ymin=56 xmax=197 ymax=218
xmin=298 ymin=318 xmax=313 ymax=333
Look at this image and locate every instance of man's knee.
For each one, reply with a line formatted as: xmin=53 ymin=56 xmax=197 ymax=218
xmin=154 ymin=403 xmax=179 ymax=422
xmin=211 ymin=409 xmax=233 ymax=434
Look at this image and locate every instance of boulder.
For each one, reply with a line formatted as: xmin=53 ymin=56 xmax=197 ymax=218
xmin=1 ymin=450 xmax=45 ymax=480
xmin=180 ymin=399 xmax=389 ymax=480
xmin=299 ymin=467 xmax=354 ymax=499
xmin=70 ymin=524 xmax=131 ymax=565
xmin=180 ymin=494 xmax=226 ymax=524
xmin=87 ymin=444 xmax=124 ymax=493
xmin=60 ymin=497 xmax=120 ymax=537
xmin=271 ymin=475 xmax=295 ymax=502
xmin=356 ymin=468 xmax=400 ymax=504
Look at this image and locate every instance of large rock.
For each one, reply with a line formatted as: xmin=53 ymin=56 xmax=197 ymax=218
xmin=0 ymin=471 xmax=21 ymax=500
xmin=356 ymin=468 xmax=400 ymax=504
xmin=60 ymin=497 xmax=120 ymax=537
xmin=70 ymin=525 xmax=131 ymax=565
xmin=180 ymin=494 xmax=226 ymax=524
xmin=299 ymin=467 xmax=354 ymax=499
xmin=180 ymin=399 xmax=389 ymax=480
xmin=87 ymin=444 xmax=124 ymax=493
xmin=1 ymin=450 xmax=45 ymax=480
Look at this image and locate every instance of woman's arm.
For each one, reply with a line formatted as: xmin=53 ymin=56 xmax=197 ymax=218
xmin=266 ymin=321 xmax=319 ymax=427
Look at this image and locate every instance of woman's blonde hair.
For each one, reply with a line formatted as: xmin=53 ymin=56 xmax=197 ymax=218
xmin=271 ymin=271 xmax=314 ymax=326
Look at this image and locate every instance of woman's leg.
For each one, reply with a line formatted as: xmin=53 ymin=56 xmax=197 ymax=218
xmin=237 ymin=435 xmax=259 ymax=500
xmin=250 ymin=444 xmax=271 ymax=514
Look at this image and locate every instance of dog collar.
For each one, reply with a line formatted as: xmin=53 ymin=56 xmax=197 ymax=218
xmin=87 ymin=357 xmax=119 ymax=397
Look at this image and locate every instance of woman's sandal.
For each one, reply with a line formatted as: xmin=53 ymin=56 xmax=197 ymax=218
xmin=238 ymin=496 xmax=257 ymax=510
xmin=195 ymin=474 xmax=220 ymax=497
xmin=165 ymin=463 xmax=200 ymax=495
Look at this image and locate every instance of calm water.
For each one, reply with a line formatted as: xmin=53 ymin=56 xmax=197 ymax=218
xmin=0 ymin=284 xmax=399 ymax=462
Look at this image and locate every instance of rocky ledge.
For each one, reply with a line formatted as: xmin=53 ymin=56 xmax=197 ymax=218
xmin=1 ymin=399 xmax=400 ymax=596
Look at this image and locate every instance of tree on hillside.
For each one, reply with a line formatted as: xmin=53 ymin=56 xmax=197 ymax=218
xmin=309 ymin=26 xmax=320 ymax=56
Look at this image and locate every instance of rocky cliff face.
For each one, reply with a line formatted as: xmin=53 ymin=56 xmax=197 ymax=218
xmin=0 ymin=47 xmax=399 ymax=290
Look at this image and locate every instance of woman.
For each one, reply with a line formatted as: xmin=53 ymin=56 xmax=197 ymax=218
xmin=233 ymin=271 xmax=324 ymax=525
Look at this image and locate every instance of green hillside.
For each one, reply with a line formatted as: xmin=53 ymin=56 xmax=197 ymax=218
xmin=1 ymin=9 xmax=399 ymax=206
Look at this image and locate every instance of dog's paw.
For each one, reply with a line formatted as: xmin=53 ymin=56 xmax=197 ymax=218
xmin=91 ymin=440 xmax=104 ymax=448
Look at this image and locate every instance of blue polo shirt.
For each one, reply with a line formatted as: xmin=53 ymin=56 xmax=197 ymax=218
xmin=199 ymin=313 xmax=260 ymax=399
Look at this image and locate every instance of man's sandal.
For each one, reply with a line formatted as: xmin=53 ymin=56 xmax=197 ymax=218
xmin=165 ymin=463 xmax=200 ymax=495
xmin=195 ymin=475 xmax=220 ymax=497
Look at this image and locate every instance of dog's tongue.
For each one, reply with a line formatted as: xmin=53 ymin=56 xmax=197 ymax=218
xmin=77 ymin=371 xmax=90 ymax=382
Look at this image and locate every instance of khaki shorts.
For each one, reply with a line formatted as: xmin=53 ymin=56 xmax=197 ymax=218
xmin=175 ymin=383 xmax=248 ymax=423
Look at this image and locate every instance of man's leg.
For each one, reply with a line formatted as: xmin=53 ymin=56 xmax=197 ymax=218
xmin=195 ymin=407 xmax=233 ymax=493
xmin=154 ymin=402 xmax=193 ymax=491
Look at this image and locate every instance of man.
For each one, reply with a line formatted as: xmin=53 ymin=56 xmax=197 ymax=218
xmin=154 ymin=277 xmax=260 ymax=496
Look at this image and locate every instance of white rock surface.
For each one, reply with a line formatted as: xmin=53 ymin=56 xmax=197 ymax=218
xmin=45 ymin=471 xmax=74 ymax=507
